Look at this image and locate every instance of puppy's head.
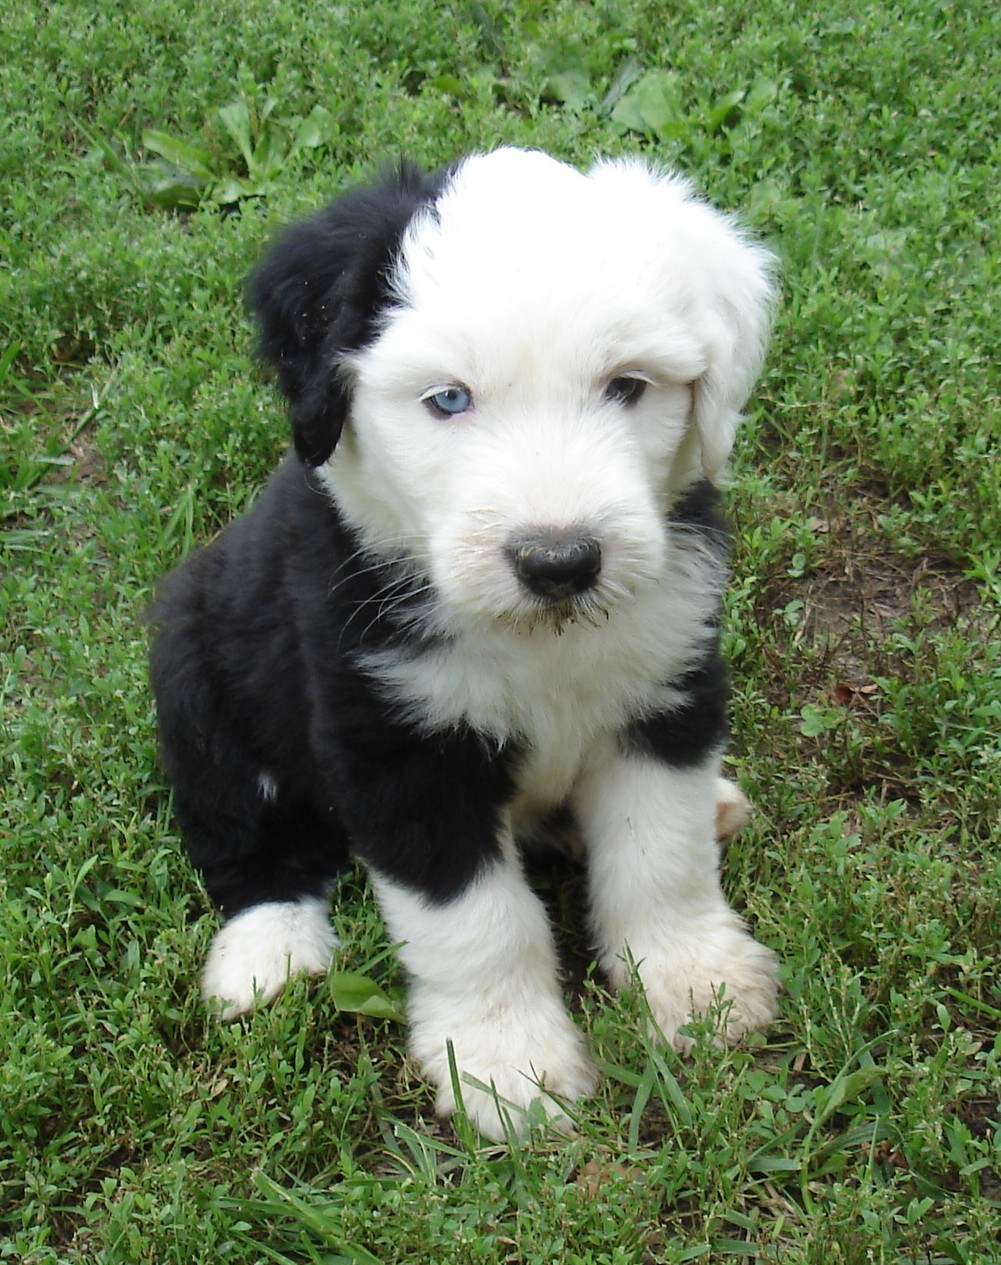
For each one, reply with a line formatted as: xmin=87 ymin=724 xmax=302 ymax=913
xmin=251 ymin=149 xmax=775 ymax=629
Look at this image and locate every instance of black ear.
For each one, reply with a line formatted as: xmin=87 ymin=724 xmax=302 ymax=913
xmin=249 ymin=162 xmax=450 ymax=466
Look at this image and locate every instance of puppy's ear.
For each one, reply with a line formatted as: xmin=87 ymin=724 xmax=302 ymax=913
xmin=687 ymin=213 xmax=776 ymax=483
xmin=249 ymin=162 xmax=448 ymax=466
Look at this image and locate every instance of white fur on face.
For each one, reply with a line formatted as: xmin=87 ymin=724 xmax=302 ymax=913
xmin=573 ymin=745 xmax=779 ymax=1051
xmin=201 ymin=898 xmax=338 ymax=1020
xmin=369 ymin=847 xmax=596 ymax=1141
xmin=322 ymin=148 xmax=773 ymax=633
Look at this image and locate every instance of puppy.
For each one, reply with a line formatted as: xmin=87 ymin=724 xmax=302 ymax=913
xmin=150 ymin=148 xmax=779 ymax=1140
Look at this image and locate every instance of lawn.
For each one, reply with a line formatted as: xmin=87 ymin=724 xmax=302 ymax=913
xmin=2 ymin=0 xmax=999 ymax=1261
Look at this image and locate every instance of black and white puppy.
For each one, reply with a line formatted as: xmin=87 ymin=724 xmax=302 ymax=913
xmin=150 ymin=148 xmax=779 ymax=1140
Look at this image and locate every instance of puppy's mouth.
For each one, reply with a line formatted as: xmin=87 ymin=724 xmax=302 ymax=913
xmin=523 ymin=595 xmax=612 ymax=635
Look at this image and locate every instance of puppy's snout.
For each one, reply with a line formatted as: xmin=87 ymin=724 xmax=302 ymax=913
xmin=507 ymin=531 xmax=602 ymax=600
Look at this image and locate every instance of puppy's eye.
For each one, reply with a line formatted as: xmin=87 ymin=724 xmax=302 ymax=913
xmin=423 ymin=385 xmax=473 ymax=417
xmin=605 ymin=376 xmax=648 ymax=407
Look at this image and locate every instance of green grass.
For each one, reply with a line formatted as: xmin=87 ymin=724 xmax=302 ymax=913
xmin=2 ymin=0 xmax=999 ymax=1260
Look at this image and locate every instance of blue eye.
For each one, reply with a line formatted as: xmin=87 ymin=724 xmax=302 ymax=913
xmin=606 ymin=376 xmax=648 ymax=407
xmin=424 ymin=385 xmax=473 ymax=417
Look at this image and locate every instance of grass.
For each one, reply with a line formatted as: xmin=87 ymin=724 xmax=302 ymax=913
xmin=2 ymin=0 xmax=999 ymax=1260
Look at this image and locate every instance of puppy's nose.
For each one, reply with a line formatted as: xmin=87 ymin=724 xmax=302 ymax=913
xmin=507 ymin=532 xmax=602 ymax=600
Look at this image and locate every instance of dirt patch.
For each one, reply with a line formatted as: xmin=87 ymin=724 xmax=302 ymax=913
xmin=764 ymin=498 xmax=987 ymax=687
xmin=804 ymin=536 xmax=978 ymax=664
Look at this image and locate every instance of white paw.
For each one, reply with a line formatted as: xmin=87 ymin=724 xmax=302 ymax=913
xmin=201 ymin=898 xmax=338 ymax=1020
xmin=625 ymin=915 xmax=779 ymax=1053
xmin=715 ymin=776 xmax=751 ymax=841
xmin=411 ymin=998 xmax=597 ymax=1141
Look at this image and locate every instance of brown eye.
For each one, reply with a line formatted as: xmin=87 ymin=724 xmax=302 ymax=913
xmin=605 ymin=376 xmax=647 ymax=407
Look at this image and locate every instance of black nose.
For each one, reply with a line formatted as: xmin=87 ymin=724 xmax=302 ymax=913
xmin=507 ymin=531 xmax=602 ymax=600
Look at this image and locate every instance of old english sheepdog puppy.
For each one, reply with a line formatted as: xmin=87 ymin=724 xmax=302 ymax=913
xmin=150 ymin=148 xmax=780 ymax=1140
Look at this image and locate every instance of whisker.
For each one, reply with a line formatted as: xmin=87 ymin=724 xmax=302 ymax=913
xmin=352 ymin=581 xmax=438 ymax=648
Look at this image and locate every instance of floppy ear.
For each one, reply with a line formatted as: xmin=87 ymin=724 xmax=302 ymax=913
xmin=687 ymin=214 xmax=777 ymax=483
xmin=249 ymin=162 xmax=449 ymax=466
xmin=587 ymin=158 xmax=777 ymax=484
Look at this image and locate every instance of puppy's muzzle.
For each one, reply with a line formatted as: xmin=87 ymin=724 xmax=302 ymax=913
xmin=506 ymin=531 xmax=602 ymax=602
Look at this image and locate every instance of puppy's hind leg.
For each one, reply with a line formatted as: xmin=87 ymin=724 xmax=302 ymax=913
xmin=174 ymin=775 xmax=346 ymax=1018
xmin=200 ymin=890 xmax=339 ymax=1021
xmin=153 ymin=663 xmax=343 ymax=1018
xmin=187 ymin=784 xmax=349 ymax=1022
xmin=166 ymin=757 xmax=345 ymax=1016
xmin=715 ymin=776 xmax=751 ymax=842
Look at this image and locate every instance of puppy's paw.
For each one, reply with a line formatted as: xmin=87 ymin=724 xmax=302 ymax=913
xmin=715 ymin=777 xmax=751 ymax=842
xmin=413 ymin=1003 xmax=597 ymax=1142
xmin=201 ymin=898 xmax=338 ymax=1020
xmin=632 ymin=918 xmax=780 ymax=1053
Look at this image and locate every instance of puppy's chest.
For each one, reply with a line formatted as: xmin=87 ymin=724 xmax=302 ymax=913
xmin=510 ymin=727 xmax=595 ymax=820
xmin=362 ymin=605 xmax=690 ymax=808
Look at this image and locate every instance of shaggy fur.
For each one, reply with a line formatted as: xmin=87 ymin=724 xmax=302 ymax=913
xmin=150 ymin=148 xmax=780 ymax=1140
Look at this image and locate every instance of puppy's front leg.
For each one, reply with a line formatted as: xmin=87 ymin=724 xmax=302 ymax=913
xmin=574 ymin=743 xmax=779 ymax=1050
xmin=368 ymin=840 xmax=596 ymax=1141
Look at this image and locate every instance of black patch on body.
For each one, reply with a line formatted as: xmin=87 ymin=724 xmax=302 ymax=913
xmin=627 ymin=480 xmax=731 ymax=765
